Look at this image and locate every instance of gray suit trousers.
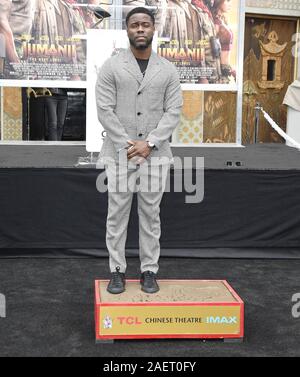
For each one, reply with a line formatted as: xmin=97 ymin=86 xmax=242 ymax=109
xmin=105 ymin=161 xmax=170 ymax=274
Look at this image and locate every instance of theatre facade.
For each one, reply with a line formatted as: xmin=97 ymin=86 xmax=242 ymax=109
xmin=0 ymin=0 xmax=299 ymax=146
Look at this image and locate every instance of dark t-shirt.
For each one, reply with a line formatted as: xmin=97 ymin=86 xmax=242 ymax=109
xmin=136 ymin=58 xmax=149 ymax=77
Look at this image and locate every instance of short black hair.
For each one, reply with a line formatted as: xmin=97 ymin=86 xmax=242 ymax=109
xmin=125 ymin=7 xmax=155 ymax=26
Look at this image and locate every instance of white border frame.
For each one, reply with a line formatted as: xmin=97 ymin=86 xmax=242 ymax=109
xmin=0 ymin=87 xmax=3 ymax=140
xmin=236 ymin=0 xmax=246 ymax=145
xmin=0 ymin=140 xmax=85 ymax=145
xmin=0 ymin=80 xmax=87 ymax=89
xmin=245 ymin=7 xmax=300 ymax=17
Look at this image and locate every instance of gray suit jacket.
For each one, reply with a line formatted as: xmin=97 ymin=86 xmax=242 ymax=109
xmin=95 ymin=48 xmax=183 ymax=164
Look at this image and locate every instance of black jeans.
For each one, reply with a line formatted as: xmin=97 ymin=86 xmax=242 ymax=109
xmin=44 ymin=96 xmax=68 ymax=141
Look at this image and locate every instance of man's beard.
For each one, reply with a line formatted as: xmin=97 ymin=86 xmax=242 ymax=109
xmin=129 ymin=35 xmax=153 ymax=50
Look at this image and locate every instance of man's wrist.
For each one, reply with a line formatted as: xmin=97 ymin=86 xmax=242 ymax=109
xmin=146 ymin=140 xmax=155 ymax=149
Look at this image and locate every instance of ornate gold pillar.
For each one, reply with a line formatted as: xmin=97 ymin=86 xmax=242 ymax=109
xmin=2 ymin=88 xmax=23 ymax=140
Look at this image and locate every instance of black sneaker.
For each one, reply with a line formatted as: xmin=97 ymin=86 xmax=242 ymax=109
xmin=107 ymin=266 xmax=125 ymax=294
xmin=140 ymin=271 xmax=159 ymax=293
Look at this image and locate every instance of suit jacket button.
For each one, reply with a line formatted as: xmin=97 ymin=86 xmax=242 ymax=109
xmin=137 ymin=112 xmax=142 ymax=116
xmin=137 ymin=91 xmax=141 ymax=95
xmin=138 ymin=133 xmax=143 ymax=137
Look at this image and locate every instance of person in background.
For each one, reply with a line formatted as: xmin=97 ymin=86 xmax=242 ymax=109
xmin=44 ymin=88 xmax=68 ymax=141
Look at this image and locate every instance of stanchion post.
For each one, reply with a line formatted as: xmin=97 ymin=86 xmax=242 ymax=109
xmin=27 ymin=92 xmax=30 ymax=141
xmin=254 ymin=102 xmax=261 ymax=144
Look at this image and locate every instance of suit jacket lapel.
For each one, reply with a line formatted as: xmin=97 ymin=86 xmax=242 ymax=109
xmin=122 ymin=48 xmax=144 ymax=85
xmin=122 ymin=48 xmax=162 ymax=91
xmin=138 ymin=50 xmax=162 ymax=92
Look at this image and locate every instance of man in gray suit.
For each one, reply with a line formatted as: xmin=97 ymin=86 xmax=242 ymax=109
xmin=96 ymin=7 xmax=182 ymax=294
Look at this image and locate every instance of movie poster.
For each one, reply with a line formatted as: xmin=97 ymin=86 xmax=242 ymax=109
xmin=0 ymin=0 xmax=110 ymax=86
xmin=123 ymin=0 xmax=239 ymax=88
xmin=1 ymin=0 xmax=239 ymax=87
